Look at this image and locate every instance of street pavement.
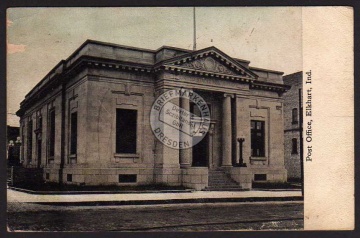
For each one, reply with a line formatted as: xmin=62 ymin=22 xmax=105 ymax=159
xmin=7 ymin=188 xmax=303 ymax=231
xmin=7 ymin=201 xmax=303 ymax=231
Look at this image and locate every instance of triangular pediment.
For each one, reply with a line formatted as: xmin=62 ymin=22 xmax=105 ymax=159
xmin=159 ymin=47 xmax=258 ymax=80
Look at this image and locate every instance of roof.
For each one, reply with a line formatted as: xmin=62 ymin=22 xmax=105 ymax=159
xmin=17 ymin=39 xmax=287 ymax=116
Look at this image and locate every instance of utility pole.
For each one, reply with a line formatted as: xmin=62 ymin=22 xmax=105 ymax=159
xmin=193 ymin=7 xmax=196 ymax=51
xmin=299 ymin=88 xmax=304 ymax=197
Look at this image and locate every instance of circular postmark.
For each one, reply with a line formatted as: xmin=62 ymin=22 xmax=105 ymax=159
xmin=150 ymin=89 xmax=211 ymax=149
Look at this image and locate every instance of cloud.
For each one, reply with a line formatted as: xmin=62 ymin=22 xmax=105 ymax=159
xmin=7 ymin=19 xmax=13 ymax=27
xmin=7 ymin=43 xmax=26 ymax=54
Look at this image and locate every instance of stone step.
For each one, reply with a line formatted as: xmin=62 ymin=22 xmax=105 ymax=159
xmin=208 ymin=177 xmax=229 ymax=180
xmin=208 ymin=178 xmax=237 ymax=182
xmin=208 ymin=176 xmax=231 ymax=179
xmin=208 ymin=185 xmax=241 ymax=188
xmin=203 ymin=187 xmax=245 ymax=191
xmin=207 ymin=183 xmax=239 ymax=187
xmin=206 ymin=169 xmax=241 ymax=191
xmin=209 ymin=179 xmax=229 ymax=183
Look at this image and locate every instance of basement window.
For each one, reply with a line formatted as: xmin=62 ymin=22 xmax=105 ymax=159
xmin=254 ymin=174 xmax=267 ymax=181
xmin=119 ymin=174 xmax=137 ymax=183
xmin=67 ymin=174 xmax=72 ymax=182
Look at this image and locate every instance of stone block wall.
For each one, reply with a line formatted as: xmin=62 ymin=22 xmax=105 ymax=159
xmin=250 ymin=167 xmax=287 ymax=182
xmin=283 ymin=72 xmax=302 ymax=180
xmin=283 ymin=72 xmax=302 ymax=130
xmin=44 ymin=168 xmax=154 ymax=186
xmin=181 ymin=167 xmax=208 ymax=190
xmin=284 ymin=131 xmax=301 ymax=179
xmin=154 ymin=166 xmax=181 ymax=186
xmin=227 ymin=167 xmax=252 ymax=189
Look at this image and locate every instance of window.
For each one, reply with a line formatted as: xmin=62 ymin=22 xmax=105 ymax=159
xmin=37 ymin=117 xmax=43 ymax=131
xmin=48 ymin=109 xmax=55 ymax=157
xmin=70 ymin=112 xmax=78 ymax=155
xmin=119 ymin=174 xmax=137 ymax=183
xmin=292 ymin=138 xmax=298 ymax=154
xmin=292 ymin=108 xmax=298 ymax=124
xmin=251 ymin=120 xmax=265 ymax=157
xmin=254 ymin=174 xmax=267 ymax=181
xmin=116 ymin=109 xmax=137 ymax=154
xmin=67 ymin=174 xmax=72 ymax=182
xmin=27 ymin=120 xmax=33 ymax=161
xmin=21 ymin=125 xmax=25 ymax=162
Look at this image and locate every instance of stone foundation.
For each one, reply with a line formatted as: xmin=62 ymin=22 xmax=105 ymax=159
xmin=250 ymin=167 xmax=287 ymax=182
xmin=44 ymin=168 xmax=154 ymax=186
xmin=227 ymin=167 xmax=252 ymax=189
xmin=153 ymin=167 xmax=182 ymax=186
xmin=181 ymin=167 xmax=208 ymax=190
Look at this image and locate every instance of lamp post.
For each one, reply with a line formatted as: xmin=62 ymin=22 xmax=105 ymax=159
xmin=7 ymin=140 xmax=14 ymax=167
xmin=237 ymin=137 xmax=246 ymax=167
xmin=14 ymin=137 xmax=22 ymax=166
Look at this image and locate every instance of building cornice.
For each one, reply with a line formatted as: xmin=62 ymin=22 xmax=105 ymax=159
xmin=17 ymin=40 xmax=290 ymax=117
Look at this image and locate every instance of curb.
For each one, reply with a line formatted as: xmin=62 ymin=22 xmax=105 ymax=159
xmin=32 ymin=196 xmax=303 ymax=206
xmin=7 ymin=186 xmax=195 ymax=195
xmin=252 ymin=188 xmax=302 ymax=192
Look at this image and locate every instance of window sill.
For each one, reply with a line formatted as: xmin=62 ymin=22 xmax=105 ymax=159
xmin=114 ymin=153 xmax=139 ymax=158
xmin=114 ymin=154 xmax=140 ymax=163
xmin=69 ymin=155 xmax=77 ymax=164
xmin=250 ymin=157 xmax=267 ymax=161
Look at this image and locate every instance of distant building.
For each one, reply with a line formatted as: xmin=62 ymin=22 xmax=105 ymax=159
xmin=7 ymin=126 xmax=19 ymax=142
xmin=7 ymin=125 xmax=21 ymax=166
xmin=16 ymin=40 xmax=290 ymax=190
xmin=283 ymin=72 xmax=302 ymax=180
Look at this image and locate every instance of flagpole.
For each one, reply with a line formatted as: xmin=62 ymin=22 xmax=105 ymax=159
xmin=193 ymin=7 xmax=196 ymax=51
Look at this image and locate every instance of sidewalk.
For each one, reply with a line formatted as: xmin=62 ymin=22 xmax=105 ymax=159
xmin=7 ymin=188 xmax=303 ymax=206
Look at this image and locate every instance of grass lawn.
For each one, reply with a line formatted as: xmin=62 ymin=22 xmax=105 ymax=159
xmin=10 ymin=182 xmax=188 ymax=192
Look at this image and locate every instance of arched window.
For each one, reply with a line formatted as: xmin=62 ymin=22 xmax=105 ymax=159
xmin=292 ymin=108 xmax=298 ymax=124
xmin=292 ymin=138 xmax=298 ymax=154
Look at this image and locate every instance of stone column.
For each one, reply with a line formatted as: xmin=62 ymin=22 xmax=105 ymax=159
xmin=222 ymin=93 xmax=233 ymax=167
xmin=179 ymin=93 xmax=192 ymax=168
xmin=208 ymin=123 xmax=215 ymax=169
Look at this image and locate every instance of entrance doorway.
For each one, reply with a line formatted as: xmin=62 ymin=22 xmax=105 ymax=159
xmin=192 ymin=133 xmax=209 ymax=167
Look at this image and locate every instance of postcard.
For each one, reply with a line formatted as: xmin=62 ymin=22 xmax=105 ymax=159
xmin=6 ymin=7 xmax=354 ymax=231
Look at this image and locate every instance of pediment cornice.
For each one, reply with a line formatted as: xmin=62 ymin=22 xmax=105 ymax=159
xmin=154 ymin=47 xmax=258 ymax=81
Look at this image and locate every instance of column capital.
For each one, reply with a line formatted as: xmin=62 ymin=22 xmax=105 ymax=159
xmin=224 ymin=93 xmax=235 ymax=98
xmin=179 ymin=88 xmax=194 ymax=94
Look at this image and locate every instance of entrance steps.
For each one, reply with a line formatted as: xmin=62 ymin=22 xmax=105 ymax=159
xmin=203 ymin=168 xmax=244 ymax=191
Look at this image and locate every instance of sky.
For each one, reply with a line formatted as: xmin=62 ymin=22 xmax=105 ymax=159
xmin=7 ymin=7 xmax=302 ymax=126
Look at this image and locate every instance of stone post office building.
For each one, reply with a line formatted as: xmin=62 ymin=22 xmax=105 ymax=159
xmin=16 ymin=40 xmax=290 ymax=190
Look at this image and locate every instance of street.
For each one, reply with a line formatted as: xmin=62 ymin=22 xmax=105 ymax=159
xmin=7 ymin=201 xmax=303 ymax=231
